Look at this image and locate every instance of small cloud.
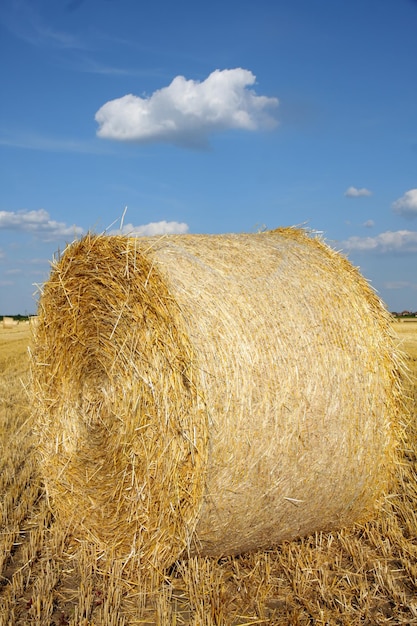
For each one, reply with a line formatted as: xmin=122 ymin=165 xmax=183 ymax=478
xmin=111 ymin=220 xmax=189 ymax=236
xmin=0 ymin=248 xmax=5 ymax=260
xmin=28 ymin=258 xmax=50 ymax=265
xmin=95 ymin=68 xmax=279 ymax=149
xmin=383 ymin=280 xmax=416 ymax=291
xmin=341 ymin=229 xmax=417 ymax=253
xmin=0 ymin=129 xmax=111 ymax=154
xmin=4 ymin=268 xmax=22 ymax=275
xmin=80 ymin=59 xmax=131 ymax=76
xmin=392 ymin=188 xmax=417 ymax=219
xmin=0 ymin=209 xmax=84 ymax=242
xmin=344 ymin=186 xmax=372 ymax=198
xmin=30 ymin=267 xmax=49 ymax=277
xmin=363 ymin=220 xmax=375 ymax=228
xmin=0 ymin=0 xmax=84 ymax=49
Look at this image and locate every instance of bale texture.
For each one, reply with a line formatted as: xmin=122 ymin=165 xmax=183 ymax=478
xmin=31 ymin=228 xmax=403 ymax=568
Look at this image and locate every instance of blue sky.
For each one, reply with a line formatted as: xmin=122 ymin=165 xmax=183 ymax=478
xmin=0 ymin=0 xmax=416 ymax=314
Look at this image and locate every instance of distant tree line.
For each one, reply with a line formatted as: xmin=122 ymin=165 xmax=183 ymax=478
xmin=391 ymin=310 xmax=417 ymax=318
xmin=1 ymin=314 xmax=33 ymax=322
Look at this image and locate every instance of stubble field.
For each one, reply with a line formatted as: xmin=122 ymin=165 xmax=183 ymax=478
xmin=0 ymin=321 xmax=416 ymax=625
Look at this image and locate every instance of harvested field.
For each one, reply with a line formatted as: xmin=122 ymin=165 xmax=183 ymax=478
xmin=1 ymin=319 xmax=416 ymax=624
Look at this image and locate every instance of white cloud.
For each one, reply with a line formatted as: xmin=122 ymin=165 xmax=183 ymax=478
xmin=344 ymin=186 xmax=372 ymax=198
xmin=392 ymin=189 xmax=417 ymax=219
xmin=95 ymin=68 xmax=279 ymax=148
xmin=363 ymin=220 xmax=375 ymax=228
xmin=28 ymin=258 xmax=50 ymax=265
xmin=111 ymin=220 xmax=189 ymax=236
xmin=341 ymin=230 xmax=417 ymax=253
xmin=0 ymin=209 xmax=84 ymax=241
xmin=383 ymin=280 xmax=416 ymax=291
xmin=0 ymin=129 xmax=111 ymax=154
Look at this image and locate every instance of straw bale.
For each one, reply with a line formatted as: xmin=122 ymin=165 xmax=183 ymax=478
xmin=31 ymin=228 xmax=403 ymax=570
xmin=3 ymin=316 xmax=19 ymax=329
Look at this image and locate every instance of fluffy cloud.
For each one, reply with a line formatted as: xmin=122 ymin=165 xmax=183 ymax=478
xmin=363 ymin=220 xmax=375 ymax=228
xmin=0 ymin=209 xmax=84 ymax=241
xmin=341 ymin=230 xmax=417 ymax=253
xmin=344 ymin=186 xmax=372 ymax=198
xmin=392 ymin=189 xmax=417 ymax=219
xmin=95 ymin=68 xmax=278 ymax=148
xmin=111 ymin=220 xmax=189 ymax=236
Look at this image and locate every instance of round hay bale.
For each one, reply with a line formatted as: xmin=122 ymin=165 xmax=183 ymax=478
xmin=3 ymin=316 xmax=18 ymax=329
xmin=31 ymin=228 xmax=403 ymax=568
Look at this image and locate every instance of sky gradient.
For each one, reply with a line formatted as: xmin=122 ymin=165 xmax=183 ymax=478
xmin=1 ymin=0 xmax=416 ymax=314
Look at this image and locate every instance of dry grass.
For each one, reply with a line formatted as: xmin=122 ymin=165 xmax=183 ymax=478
xmin=0 ymin=323 xmax=30 ymax=371
xmin=0 ymin=319 xmax=416 ymax=624
xmin=31 ymin=231 xmax=404 ymax=572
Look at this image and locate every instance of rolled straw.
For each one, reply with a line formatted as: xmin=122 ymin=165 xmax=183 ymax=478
xmin=31 ymin=228 xmax=403 ymax=569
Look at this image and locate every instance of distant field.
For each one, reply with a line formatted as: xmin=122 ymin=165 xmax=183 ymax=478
xmin=393 ymin=320 xmax=417 ymax=360
xmin=0 ymin=322 xmax=416 ymax=625
xmin=0 ymin=322 xmax=32 ymax=367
